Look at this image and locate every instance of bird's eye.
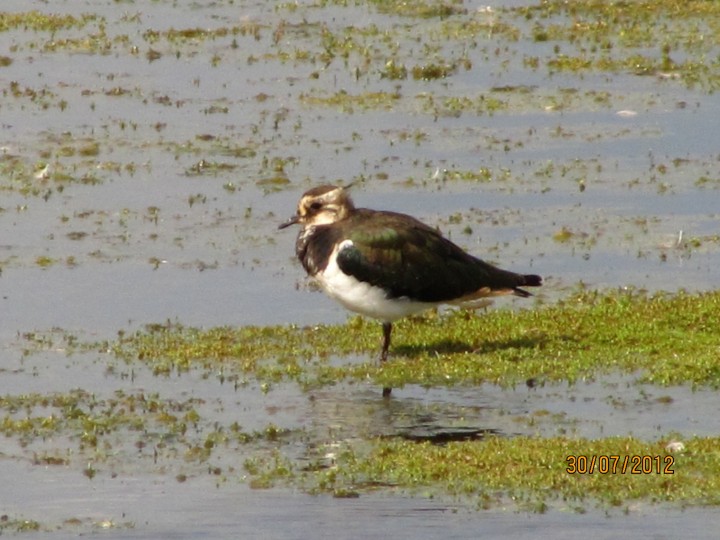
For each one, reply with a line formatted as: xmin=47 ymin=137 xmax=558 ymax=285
xmin=309 ymin=201 xmax=323 ymax=211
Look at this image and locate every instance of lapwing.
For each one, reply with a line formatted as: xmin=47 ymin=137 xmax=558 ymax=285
xmin=279 ymin=185 xmax=542 ymax=396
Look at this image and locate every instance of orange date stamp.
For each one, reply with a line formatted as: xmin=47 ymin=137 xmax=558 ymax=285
xmin=566 ymin=455 xmax=674 ymax=475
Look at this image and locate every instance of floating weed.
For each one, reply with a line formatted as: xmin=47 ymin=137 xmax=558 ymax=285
xmin=380 ymin=60 xmax=407 ymax=80
xmin=368 ymin=0 xmax=465 ymax=19
xmin=256 ymin=175 xmax=291 ymax=190
xmin=184 ymin=159 xmax=238 ymax=177
xmin=141 ymin=24 xmax=262 ymax=45
xmin=439 ymin=167 xmax=495 ymax=183
xmin=34 ymin=255 xmax=57 ymax=268
xmin=300 ymin=90 xmax=401 ymax=112
xmin=0 ymin=138 xmax=110 ymax=198
xmin=0 ymin=386 xmax=294 ymax=466
xmin=0 ymin=517 xmax=42 ymax=533
xmin=514 ymin=0 xmax=720 ymax=90
xmin=411 ymin=62 xmax=456 ymax=80
xmin=0 ymin=11 xmax=98 ymax=33
xmin=5 ymin=81 xmax=59 ymax=108
xmin=553 ymin=226 xmax=575 ymax=243
xmin=78 ymin=142 xmax=100 ymax=157
xmin=695 ymin=175 xmax=720 ymax=188
xmin=437 ymin=18 xmax=521 ymax=41
xmin=417 ymin=93 xmax=507 ymax=118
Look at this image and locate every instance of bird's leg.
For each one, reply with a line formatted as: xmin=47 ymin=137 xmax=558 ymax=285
xmin=380 ymin=322 xmax=392 ymax=363
xmin=381 ymin=322 xmax=392 ymax=398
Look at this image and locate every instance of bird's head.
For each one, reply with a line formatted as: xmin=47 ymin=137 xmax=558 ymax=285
xmin=278 ymin=185 xmax=355 ymax=229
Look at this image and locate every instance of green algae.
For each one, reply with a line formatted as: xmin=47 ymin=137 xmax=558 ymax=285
xmin=104 ymin=289 xmax=720 ymax=391
xmin=2 ymin=0 xmax=720 ymax=524
xmin=368 ymin=0 xmax=465 ymax=19
xmin=300 ymin=90 xmax=402 ymax=111
xmin=7 ymin=289 xmax=720 ymax=512
xmin=515 ymin=0 xmax=720 ymax=89
xmin=236 ymin=423 xmax=720 ymax=511
xmin=0 ymin=11 xmax=98 ymax=33
xmin=302 ymin=434 xmax=720 ymax=510
xmin=1 ymin=0 xmax=718 ymax=207
xmin=0 ymin=517 xmax=41 ymax=533
xmin=2 ymin=0 xmax=719 ymax=92
xmin=0 ymin=389 xmax=198 ymax=448
xmin=0 ymin=385 xmax=296 ymax=474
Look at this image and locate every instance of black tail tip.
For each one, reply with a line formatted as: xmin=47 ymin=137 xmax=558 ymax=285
xmin=513 ymin=274 xmax=542 ymax=298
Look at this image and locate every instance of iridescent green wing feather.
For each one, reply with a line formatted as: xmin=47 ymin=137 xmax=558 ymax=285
xmin=337 ymin=210 xmax=529 ymax=302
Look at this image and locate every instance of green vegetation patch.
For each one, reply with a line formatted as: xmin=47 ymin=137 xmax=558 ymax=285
xmin=280 ymin=434 xmax=720 ymax=510
xmin=515 ymin=0 xmax=720 ymax=89
xmin=299 ymin=89 xmax=401 ymax=111
xmin=15 ymin=289 xmax=720 ymax=511
xmin=0 ymin=516 xmax=42 ymax=534
xmin=368 ymin=0 xmax=465 ymax=19
xmin=0 ymin=388 xmax=200 ymax=449
xmin=105 ymin=289 xmax=720 ymax=390
xmin=0 ymin=11 xmax=98 ymax=33
xmin=0 ymin=386 xmax=294 ymax=468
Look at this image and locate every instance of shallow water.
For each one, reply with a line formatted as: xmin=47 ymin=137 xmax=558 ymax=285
xmin=2 ymin=346 xmax=719 ymax=537
xmin=9 ymin=466 xmax=720 ymax=540
xmin=1 ymin=0 xmax=720 ymax=537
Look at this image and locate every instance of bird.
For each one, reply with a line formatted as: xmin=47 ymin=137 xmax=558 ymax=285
xmin=279 ymin=185 xmax=542 ymax=397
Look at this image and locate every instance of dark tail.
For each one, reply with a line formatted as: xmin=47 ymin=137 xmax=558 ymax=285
xmin=513 ymin=274 xmax=542 ymax=298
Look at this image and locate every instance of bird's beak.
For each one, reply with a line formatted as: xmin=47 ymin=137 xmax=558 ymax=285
xmin=278 ymin=214 xmax=300 ymax=230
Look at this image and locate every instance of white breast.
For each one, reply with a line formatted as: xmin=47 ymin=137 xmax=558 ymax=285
xmin=316 ymin=240 xmax=434 ymax=322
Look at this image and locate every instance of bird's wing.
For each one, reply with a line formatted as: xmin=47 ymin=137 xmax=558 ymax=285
xmin=336 ymin=211 xmax=530 ymax=302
